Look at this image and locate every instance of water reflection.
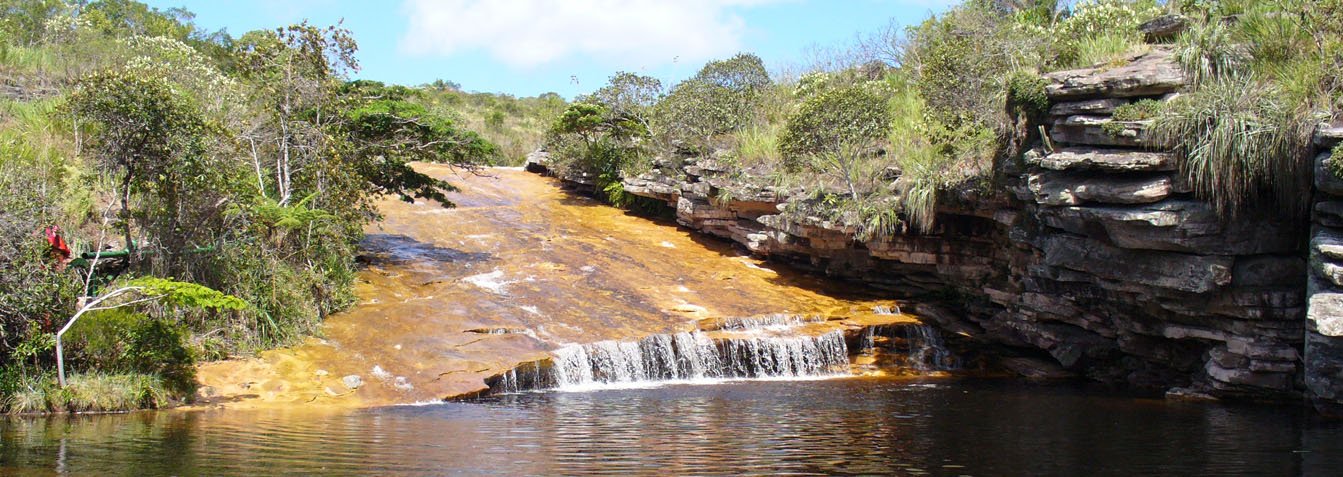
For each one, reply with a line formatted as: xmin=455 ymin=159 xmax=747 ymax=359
xmin=3 ymin=378 xmax=1342 ymax=475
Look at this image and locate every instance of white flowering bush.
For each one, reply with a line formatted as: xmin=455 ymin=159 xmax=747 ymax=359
xmin=1053 ymin=0 xmax=1164 ymax=68
xmin=119 ymin=35 xmax=239 ymax=111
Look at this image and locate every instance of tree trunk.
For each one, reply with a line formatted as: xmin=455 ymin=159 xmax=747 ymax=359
xmin=121 ymin=166 xmax=136 ymax=269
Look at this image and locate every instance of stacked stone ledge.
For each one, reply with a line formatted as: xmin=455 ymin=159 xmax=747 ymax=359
xmin=1309 ymin=126 xmax=1343 ymax=414
xmin=1026 ymin=48 xmax=1305 ymax=397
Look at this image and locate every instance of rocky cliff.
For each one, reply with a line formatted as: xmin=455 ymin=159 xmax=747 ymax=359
xmin=529 ymin=49 xmax=1343 ymax=412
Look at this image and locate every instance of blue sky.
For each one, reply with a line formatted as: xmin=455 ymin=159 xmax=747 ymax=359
xmin=144 ymin=0 xmax=956 ymax=98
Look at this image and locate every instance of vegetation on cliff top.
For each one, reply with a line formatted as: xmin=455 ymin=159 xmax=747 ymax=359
xmin=545 ymin=0 xmax=1340 ymax=234
xmin=0 ymin=0 xmax=502 ymax=413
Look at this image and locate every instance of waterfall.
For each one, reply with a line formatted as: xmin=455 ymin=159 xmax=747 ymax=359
xmin=904 ymin=325 xmax=958 ymax=371
xmin=873 ymin=304 xmax=902 ymax=315
xmin=546 ymin=329 xmax=850 ymax=391
xmin=714 ymin=313 xmax=824 ymax=331
xmin=854 ymin=321 xmax=958 ymax=372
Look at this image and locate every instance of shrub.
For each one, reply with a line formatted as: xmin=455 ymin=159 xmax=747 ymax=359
xmin=778 ymin=81 xmax=890 ymax=167
xmin=1052 ymin=0 xmax=1163 ymax=69
xmin=653 ymin=53 xmax=771 ymax=154
xmin=1005 ymin=71 xmax=1050 ymax=121
xmin=66 ymin=308 xmax=197 ymax=396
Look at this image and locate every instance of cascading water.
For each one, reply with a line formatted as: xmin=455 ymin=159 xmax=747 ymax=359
xmin=547 ymin=330 xmax=850 ymax=391
xmin=486 ymin=307 xmax=960 ymax=394
xmin=904 ymin=324 xmax=958 ymax=371
xmin=713 ymin=313 xmax=825 ymax=331
xmin=860 ymin=305 xmax=958 ymax=371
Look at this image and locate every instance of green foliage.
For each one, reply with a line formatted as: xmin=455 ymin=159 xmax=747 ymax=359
xmin=417 ymin=88 xmax=566 ymax=166
xmin=1333 ymin=143 xmax=1343 ymax=180
xmin=0 ymin=1 xmax=510 ymax=412
xmin=779 ymin=81 xmax=890 ymax=166
xmin=1005 ymin=71 xmax=1050 ymax=120
xmin=1156 ymin=0 xmax=1335 ymax=216
xmin=66 ymin=308 xmax=195 ymax=396
xmin=653 ymin=53 xmax=771 ymax=154
xmin=339 ymin=80 xmax=499 ymax=207
xmin=125 ymin=276 xmax=248 ymax=311
xmin=4 ymin=371 xmax=172 ymax=414
xmin=1113 ymin=99 xmax=1164 ymax=121
xmin=1102 ymin=99 xmax=1164 ymax=136
xmin=903 ymin=1 xmax=1048 ymax=134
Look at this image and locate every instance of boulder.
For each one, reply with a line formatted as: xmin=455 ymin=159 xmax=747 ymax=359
xmin=1315 ymin=152 xmax=1343 ymax=197
xmin=1314 ymin=228 xmax=1343 ymax=261
xmin=1139 ymin=14 xmax=1189 ymax=42
xmin=1232 ymin=255 xmax=1305 ymax=288
xmin=1044 ymin=48 xmax=1187 ymax=100
xmin=1031 ymin=147 xmax=1176 ymax=172
xmin=1026 ymin=171 xmax=1175 ymax=206
xmin=622 ymin=174 xmax=679 ymax=201
xmin=342 ymin=375 xmax=363 ymax=390
xmin=1308 ymin=292 xmax=1343 ymax=337
xmin=523 ymin=150 xmax=551 ymax=173
xmin=1041 ymin=234 xmax=1233 ymax=293
xmin=1316 ymin=201 xmax=1343 ymax=228
xmin=1316 ymin=124 xmax=1343 ymax=149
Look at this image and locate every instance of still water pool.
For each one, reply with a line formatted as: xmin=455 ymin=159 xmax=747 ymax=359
xmin=4 ymin=377 xmax=1341 ymax=476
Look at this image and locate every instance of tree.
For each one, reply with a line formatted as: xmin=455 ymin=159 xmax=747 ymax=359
xmin=778 ymin=81 xmax=890 ymax=166
xmin=66 ymin=71 xmax=212 ymax=269
xmin=234 ymin=21 xmax=358 ymax=206
xmin=338 ymin=80 xmax=500 ymax=208
xmin=589 ymin=71 xmax=662 ymax=133
xmin=653 ymin=53 xmax=771 ymax=153
xmin=55 ymin=276 xmax=245 ymax=388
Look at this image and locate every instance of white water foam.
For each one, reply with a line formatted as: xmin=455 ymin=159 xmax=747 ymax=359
xmin=462 ymin=270 xmax=513 ymax=294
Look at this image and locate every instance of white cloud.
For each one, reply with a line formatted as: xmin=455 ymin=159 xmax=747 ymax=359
xmin=398 ymin=0 xmax=779 ymax=69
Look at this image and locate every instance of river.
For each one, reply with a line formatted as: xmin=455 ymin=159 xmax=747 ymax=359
xmin=3 ymin=378 xmax=1342 ymax=475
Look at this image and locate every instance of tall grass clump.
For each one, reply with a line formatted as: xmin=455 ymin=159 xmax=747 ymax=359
xmin=1153 ymin=75 xmax=1313 ymax=216
xmin=1156 ymin=0 xmax=1338 ymax=217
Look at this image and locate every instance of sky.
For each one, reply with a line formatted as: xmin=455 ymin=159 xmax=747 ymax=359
xmin=143 ymin=0 xmax=957 ymax=98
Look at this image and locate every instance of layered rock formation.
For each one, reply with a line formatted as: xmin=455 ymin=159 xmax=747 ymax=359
xmin=1309 ymin=127 xmax=1343 ymax=414
xmin=530 ymin=48 xmax=1343 ymax=412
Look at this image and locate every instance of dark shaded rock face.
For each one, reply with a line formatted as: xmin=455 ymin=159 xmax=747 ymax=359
xmin=532 ymin=49 xmax=1343 ymax=412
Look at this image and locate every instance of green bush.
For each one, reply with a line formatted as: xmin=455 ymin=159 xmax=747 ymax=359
xmin=1005 ymin=71 xmax=1050 ymax=121
xmin=652 ymin=53 xmax=770 ymax=154
xmin=66 ymin=308 xmax=197 ymax=396
xmin=778 ymin=81 xmax=890 ymax=167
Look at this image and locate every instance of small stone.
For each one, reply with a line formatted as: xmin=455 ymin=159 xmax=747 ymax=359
xmin=314 ymin=369 xmax=329 ymax=377
xmin=342 ymin=375 xmax=363 ymax=389
xmin=393 ymin=376 xmax=414 ymax=391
